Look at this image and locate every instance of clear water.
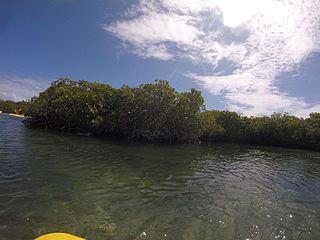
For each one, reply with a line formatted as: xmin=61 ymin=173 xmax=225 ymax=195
xmin=0 ymin=114 xmax=320 ymax=240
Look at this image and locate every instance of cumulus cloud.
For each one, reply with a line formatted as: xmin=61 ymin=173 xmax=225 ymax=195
xmin=104 ymin=0 xmax=320 ymax=117
xmin=0 ymin=76 xmax=49 ymax=101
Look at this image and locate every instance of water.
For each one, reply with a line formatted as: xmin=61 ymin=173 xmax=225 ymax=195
xmin=0 ymin=114 xmax=320 ymax=240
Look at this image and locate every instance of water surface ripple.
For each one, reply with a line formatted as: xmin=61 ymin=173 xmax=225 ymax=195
xmin=0 ymin=114 xmax=320 ymax=239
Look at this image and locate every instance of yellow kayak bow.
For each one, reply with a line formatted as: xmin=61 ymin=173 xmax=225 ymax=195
xmin=35 ymin=233 xmax=84 ymax=240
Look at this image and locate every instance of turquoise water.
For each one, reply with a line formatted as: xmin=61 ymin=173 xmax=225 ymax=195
xmin=0 ymin=114 xmax=320 ymax=239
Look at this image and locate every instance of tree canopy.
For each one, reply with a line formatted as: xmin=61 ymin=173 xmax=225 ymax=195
xmin=0 ymin=99 xmax=30 ymax=114
xmin=26 ymin=78 xmax=204 ymax=143
xmin=24 ymin=78 xmax=320 ymax=150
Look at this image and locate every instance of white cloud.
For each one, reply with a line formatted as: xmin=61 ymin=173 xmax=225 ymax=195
xmin=0 ymin=76 xmax=49 ymax=101
xmin=133 ymin=44 xmax=174 ymax=60
xmin=104 ymin=0 xmax=320 ymax=117
xmin=105 ymin=12 xmax=199 ymax=45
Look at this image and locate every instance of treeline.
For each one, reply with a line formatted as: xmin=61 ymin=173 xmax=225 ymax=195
xmin=25 ymin=78 xmax=320 ymax=150
xmin=26 ymin=78 xmax=204 ymax=143
xmin=199 ymin=110 xmax=320 ymax=150
xmin=0 ymin=99 xmax=30 ymax=114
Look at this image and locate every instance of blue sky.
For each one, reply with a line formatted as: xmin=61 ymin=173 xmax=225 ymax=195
xmin=0 ymin=0 xmax=319 ymax=117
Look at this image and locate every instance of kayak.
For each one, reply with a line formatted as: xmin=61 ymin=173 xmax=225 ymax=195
xmin=8 ymin=113 xmax=25 ymax=118
xmin=35 ymin=233 xmax=84 ymax=240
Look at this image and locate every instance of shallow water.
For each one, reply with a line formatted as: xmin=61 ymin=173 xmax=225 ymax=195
xmin=0 ymin=114 xmax=320 ymax=240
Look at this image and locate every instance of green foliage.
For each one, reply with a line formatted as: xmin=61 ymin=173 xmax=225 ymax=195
xmin=27 ymin=78 xmax=204 ymax=143
xmin=0 ymin=99 xmax=30 ymax=114
xmin=198 ymin=111 xmax=225 ymax=141
xmin=199 ymin=111 xmax=319 ymax=150
xmin=25 ymin=78 xmax=320 ymax=150
xmin=241 ymin=113 xmax=307 ymax=147
xmin=214 ymin=111 xmax=243 ymax=142
xmin=305 ymin=113 xmax=320 ymax=148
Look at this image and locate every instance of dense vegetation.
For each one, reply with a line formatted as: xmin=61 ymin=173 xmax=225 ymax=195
xmin=26 ymin=78 xmax=204 ymax=143
xmin=0 ymin=99 xmax=30 ymax=114
xmin=199 ymin=110 xmax=320 ymax=150
xmin=25 ymin=78 xmax=320 ymax=150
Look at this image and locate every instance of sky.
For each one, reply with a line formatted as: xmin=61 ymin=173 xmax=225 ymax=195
xmin=0 ymin=0 xmax=320 ymax=117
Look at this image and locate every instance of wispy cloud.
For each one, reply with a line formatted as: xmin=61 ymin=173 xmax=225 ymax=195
xmin=0 ymin=76 xmax=50 ymax=101
xmin=104 ymin=0 xmax=320 ymax=117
